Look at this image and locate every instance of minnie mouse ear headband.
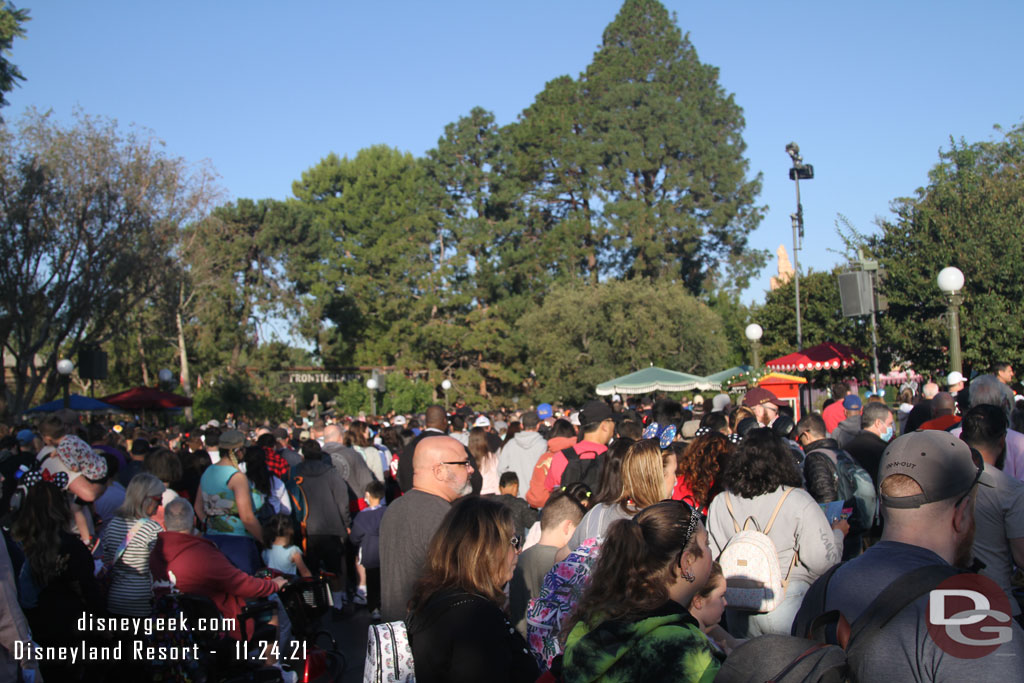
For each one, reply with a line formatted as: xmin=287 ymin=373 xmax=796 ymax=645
xmin=642 ymin=421 xmax=678 ymax=449
xmin=21 ymin=469 xmax=69 ymax=490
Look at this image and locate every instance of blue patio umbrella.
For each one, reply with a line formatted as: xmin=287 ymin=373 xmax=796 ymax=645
xmin=25 ymin=393 xmax=123 ymax=413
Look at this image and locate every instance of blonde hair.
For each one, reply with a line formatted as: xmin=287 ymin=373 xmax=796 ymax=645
xmin=617 ymin=438 xmax=669 ymax=511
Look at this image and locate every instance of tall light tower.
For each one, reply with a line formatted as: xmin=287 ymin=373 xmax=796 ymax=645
xmin=785 ymin=142 xmax=814 ymax=352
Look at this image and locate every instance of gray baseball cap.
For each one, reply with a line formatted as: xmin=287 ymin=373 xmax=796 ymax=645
xmin=878 ymin=431 xmax=988 ymax=509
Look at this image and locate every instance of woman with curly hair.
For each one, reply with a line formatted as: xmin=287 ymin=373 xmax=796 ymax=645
xmin=706 ymin=428 xmax=845 ymax=638
xmin=672 ymin=432 xmax=731 ymax=514
xmin=561 ymin=500 xmax=718 ymax=683
xmin=407 ymin=496 xmax=538 ymax=683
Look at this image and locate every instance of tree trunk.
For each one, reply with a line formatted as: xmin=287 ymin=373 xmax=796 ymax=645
xmin=137 ymin=327 xmax=150 ymax=386
xmin=176 ymin=304 xmax=194 ymax=422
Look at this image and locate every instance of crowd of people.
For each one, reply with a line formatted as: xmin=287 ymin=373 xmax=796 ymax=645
xmin=1 ymin=364 xmax=1023 ymax=681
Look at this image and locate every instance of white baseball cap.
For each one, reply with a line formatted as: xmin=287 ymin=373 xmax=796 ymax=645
xmin=947 ymin=371 xmax=965 ymax=385
xmin=473 ymin=415 xmax=491 ymax=428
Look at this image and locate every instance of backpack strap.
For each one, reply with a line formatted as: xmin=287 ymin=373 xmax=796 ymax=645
xmin=561 ymin=447 xmax=579 ymax=462
xmin=846 ymin=564 xmax=959 ymax=652
xmin=763 ymin=487 xmax=794 ymax=535
xmin=723 ymin=492 xmax=742 ymax=533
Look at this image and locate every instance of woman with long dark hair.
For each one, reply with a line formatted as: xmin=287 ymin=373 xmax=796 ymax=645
xmin=407 ymin=496 xmax=538 ymax=683
xmin=468 ymin=426 xmax=499 ymax=495
xmin=562 ymin=500 xmax=719 ymax=682
xmin=706 ymin=428 xmax=844 ymax=638
xmin=12 ymin=473 xmax=106 ymax=680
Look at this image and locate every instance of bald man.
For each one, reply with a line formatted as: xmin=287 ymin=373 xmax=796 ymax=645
xmin=919 ymin=392 xmax=961 ymax=432
xmin=379 ymin=436 xmax=474 ymax=620
xmin=396 ymin=405 xmax=449 ymax=491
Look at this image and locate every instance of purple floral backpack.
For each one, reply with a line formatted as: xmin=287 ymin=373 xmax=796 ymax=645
xmin=525 ymin=537 xmax=602 ymax=670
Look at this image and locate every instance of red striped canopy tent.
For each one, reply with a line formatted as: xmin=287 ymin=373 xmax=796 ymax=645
xmin=765 ymin=342 xmax=866 ymax=373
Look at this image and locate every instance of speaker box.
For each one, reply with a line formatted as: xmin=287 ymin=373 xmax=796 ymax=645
xmin=78 ymin=348 xmax=108 ymax=380
xmin=838 ymin=271 xmax=874 ymax=317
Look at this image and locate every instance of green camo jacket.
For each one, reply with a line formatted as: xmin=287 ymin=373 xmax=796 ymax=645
xmin=562 ymin=602 xmax=719 ymax=683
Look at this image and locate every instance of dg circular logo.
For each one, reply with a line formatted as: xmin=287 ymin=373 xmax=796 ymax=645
xmin=926 ymin=574 xmax=1014 ymax=659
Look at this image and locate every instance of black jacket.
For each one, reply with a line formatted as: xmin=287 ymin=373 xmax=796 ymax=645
xmin=802 ymin=438 xmax=844 ymax=504
xmin=293 ymin=457 xmax=351 ymax=538
xmin=407 ymin=588 xmax=538 ymax=683
xmin=845 ymin=430 xmax=888 ymax=487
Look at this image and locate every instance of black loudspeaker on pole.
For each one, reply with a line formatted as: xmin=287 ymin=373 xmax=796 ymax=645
xmin=78 ymin=347 xmax=108 ymax=380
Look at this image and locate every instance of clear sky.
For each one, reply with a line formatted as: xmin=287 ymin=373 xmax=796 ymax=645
xmin=9 ymin=0 xmax=1023 ymax=304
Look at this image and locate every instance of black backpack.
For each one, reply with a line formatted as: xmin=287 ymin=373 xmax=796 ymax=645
xmin=717 ymin=563 xmax=960 ymax=682
xmin=559 ymin=447 xmax=604 ymax=492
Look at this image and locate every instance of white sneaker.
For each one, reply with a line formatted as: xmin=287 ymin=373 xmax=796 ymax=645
xmin=353 ymin=586 xmax=368 ymax=606
xmin=371 ymin=608 xmax=382 ymax=621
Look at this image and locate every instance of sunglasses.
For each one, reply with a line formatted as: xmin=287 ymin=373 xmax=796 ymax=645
xmin=442 ymin=460 xmax=473 ymax=469
xmin=954 ymin=447 xmax=986 ymax=509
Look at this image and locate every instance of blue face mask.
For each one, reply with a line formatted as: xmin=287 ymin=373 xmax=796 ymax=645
xmin=881 ymin=424 xmax=894 ymax=442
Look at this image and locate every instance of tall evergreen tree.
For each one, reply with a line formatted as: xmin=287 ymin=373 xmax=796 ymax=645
xmin=582 ymin=0 xmax=764 ymax=291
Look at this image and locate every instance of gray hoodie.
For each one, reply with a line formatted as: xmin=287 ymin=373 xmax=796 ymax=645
xmin=831 ymin=414 xmax=861 ymax=450
xmin=497 ymin=431 xmax=548 ymax=500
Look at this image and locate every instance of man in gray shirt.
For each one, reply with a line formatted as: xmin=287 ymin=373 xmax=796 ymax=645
xmin=960 ymin=404 xmax=1024 ymax=622
xmin=795 ymin=430 xmax=1024 ymax=678
xmin=379 ymin=436 xmax=472 ymax=621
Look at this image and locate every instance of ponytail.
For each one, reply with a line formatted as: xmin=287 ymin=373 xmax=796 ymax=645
xmin=564 ymin=500 xmax=701 ymax=639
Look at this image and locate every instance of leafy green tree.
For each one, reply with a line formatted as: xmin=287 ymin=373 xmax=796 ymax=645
xmin=288 ymin=146 xmax=449 ymax=369
xmin=0 ymin=3 xmax=28 ymax=118
xmin=519 ymin=278 xmax=727 ymax=404
xmin=871 ymin=122 xmax=1024 ymax=377
xmin=0 ymin=110 xmax=214 ymax=414
xmin=580 ymin=0 xmax=765 ymax=291
xmin=185 ymin=198 xmax=293 ymax=375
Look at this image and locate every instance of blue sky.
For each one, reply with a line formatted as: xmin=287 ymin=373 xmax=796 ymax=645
xmin=9 ymin=1 xmax=1024 ymax=305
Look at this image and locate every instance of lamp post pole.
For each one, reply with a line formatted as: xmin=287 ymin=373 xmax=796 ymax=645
xmin=57 ymin=359 xmax=74 ymax=409
xmin=745 ymin=324 xmax=763 ymax=374
xmin=937 ymin=267 xmax=965 ymax=374
xmin=366 ymin=377 xmax=378 ymax=417
xmin=441 ymin=379 xmax=452 ymax=411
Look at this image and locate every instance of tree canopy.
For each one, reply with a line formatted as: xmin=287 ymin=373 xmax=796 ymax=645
xmin=872 ymin=121 xmax=1024 ymax=377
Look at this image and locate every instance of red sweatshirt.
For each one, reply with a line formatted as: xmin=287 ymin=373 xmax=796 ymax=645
xmin=150 ymin=531 xmax=277 ymax=639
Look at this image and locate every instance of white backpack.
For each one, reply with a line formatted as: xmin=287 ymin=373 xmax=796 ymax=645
xmin=364 ymin=620 xmax=416 ymax=682
xmin=718 ymin=487 xmax=799 ymax=613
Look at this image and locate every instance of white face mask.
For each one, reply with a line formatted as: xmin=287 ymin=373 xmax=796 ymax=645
xmin=881 ymin=424 xmax=894 ymax=442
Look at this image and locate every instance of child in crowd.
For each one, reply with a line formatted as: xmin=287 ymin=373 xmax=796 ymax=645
xmin=261 ymin=513 xmax=311 ymax=577
xmin=350 ymin=481 xmax=386 ymax=620
xmin=509 ymin=490 xmax=586 ymax=634
xmin=688 ymin=561 xmax=744 ymax=657
xmin=489 ymin=472 xmax=538 ymax=540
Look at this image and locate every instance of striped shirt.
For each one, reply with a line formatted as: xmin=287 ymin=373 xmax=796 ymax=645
xmin=101 ymin=515 xmax=162 ymax=616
